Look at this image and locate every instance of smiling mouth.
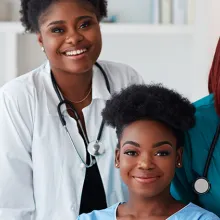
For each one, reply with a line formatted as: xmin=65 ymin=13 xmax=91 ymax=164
xmin=63 ymin=48 xmax=88 ymax=56
xmin=133 ymin=176 xmax=160 ymax=184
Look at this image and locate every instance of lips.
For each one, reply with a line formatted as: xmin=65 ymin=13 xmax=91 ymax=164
xmin=63 ymin=48 xmax=87 ymax=56
xmin=60 ymin=46 xmax=89 ymax=56
xmin=132 ymin=175 xmax=160 ymax=184
xmin=59 ymin=46 xmax=90 ymax=61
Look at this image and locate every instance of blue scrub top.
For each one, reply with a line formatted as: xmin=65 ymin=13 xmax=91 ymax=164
xmin=171 ymin=94 xmax=220 ymax=217
xmin=77 ymin=202 xmax=219 ymax=219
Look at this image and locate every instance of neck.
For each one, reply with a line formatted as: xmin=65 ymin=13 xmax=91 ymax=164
xmin=51 ymin=68 xmax=93 ymax=104
xmin=125 ymin=188 xmax=177 ymax=217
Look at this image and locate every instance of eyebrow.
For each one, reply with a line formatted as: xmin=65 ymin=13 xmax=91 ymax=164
xmin=122 ymin=140 xmax=173 ymax=148
xmin=153 ymin=141 xmax=173 ymax=148
xmin=47 ymin=20 xmax=65 ymax=27
xmin=47 ymin=16 xmax=93 ymax=27
xmin=122 ymin=141 xmax=140 ymax=148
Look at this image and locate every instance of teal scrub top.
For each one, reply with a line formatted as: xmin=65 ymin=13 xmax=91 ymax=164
xmin=171 ymin=94 xmax=220 ymax=217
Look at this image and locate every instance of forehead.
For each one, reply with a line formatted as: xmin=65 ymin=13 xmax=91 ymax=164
xmin=120 ymin=120 xmax=177 ymax=146
xmin=40 ymin=0 xmax=96 ymax=24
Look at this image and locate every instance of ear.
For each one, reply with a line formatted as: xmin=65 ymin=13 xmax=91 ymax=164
xmin=37 ymin=32 xmax=43 ymax=48
xmin=115 ymin=148 xmax=120 ymax=168
xmin=176 ymin=147 xmax=183 ymax=168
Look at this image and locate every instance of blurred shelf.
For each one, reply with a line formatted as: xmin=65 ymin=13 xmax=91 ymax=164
xmin=100 ymin=23 xmax=194 ymax=35
xmin=0 ymin=21 xmax=193 ymax=35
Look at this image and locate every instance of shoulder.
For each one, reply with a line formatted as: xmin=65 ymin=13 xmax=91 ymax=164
xmin=193 ymin=94 xmax=216 ymax=119
xmin=97 ymin=60 xmax=143 ymax=81
xmin=98 ymin=60 xmax=136 ymax=72
xmin=188 ymin=94 xmax=218 ymax=134
xmin=0 ymin=61 xmax=49 ymax=102
xmin=97 ymin=60 xmax=144 ymax=92
xmin=193 ymin=94 xmax=215 ymax=110
xmin=176 ymin=203 xmax=220 ymax=219
xmin=77 ymin=203 xmax=119 ymax=220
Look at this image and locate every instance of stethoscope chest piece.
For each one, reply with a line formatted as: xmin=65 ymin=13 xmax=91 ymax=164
xmin=88 ymin=141 xmax=105 ymax=156
xmin=193 ymin=177 xmax=210 ymax=194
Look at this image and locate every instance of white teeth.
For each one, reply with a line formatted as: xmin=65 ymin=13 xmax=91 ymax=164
xmin=65 ymin=49 xmax=87 ymax=56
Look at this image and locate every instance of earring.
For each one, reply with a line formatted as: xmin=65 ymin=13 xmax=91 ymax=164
xmin=41 ymin=47 xmax=45 ymax=52
xmin=177 ymin=162 xmax=181 ymax=167
xmin=115 ymin=164 xmax=119 ymax=168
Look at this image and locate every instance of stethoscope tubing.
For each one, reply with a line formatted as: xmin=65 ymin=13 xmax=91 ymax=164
xmin=203 ymin=124 xmax=220 ymax=177
xmin=51 ymin=62 xmax=110 ymax=168
xmin=194 ymin=123 xmax=220 ymax=194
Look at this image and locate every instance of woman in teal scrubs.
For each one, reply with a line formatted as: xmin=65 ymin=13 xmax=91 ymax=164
xmin=171 ymin=39 xmax=220 ymax=217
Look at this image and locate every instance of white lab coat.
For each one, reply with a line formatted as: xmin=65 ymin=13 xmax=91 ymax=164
xmin=0 ymin=60 xmax=143 ymax=220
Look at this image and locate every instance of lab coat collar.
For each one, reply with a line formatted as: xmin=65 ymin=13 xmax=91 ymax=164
xmin=92 ymin=62 xmax=111 ymax=101
xmin=43 ymin=61 xmax=111 ymax=116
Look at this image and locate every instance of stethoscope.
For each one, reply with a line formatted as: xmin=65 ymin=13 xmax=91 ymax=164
xmin=193 ymin=123 xmax=220 ymax=194
xmin=51 ymin=62 xmax=111 ymax=168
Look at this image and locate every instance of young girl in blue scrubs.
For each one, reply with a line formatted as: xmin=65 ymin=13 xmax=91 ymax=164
xmin=77 ymin=84 xmax=219 ymax=220
xmin=171 ymin=39 xmax=220 ymax=217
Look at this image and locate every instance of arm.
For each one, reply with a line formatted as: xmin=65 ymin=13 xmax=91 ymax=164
xmin=171 ymin=132 xmax=196 ymax=203
xmin=0 ymin=91 xmax=35 ymax=219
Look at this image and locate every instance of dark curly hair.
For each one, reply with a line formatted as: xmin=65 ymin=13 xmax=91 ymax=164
xmin=20 ymin=0 xmax=108 ymax=33
xmin=102 ymin=84 xmax=196 ymax=148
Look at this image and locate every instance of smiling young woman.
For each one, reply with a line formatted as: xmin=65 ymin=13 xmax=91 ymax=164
xmin=0 ymin=0 xmax=144 ymax=219
xmin=77 ymin=84 xmax=220 ymax=220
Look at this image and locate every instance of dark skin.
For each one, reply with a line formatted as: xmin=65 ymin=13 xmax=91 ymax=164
xmin=115 ymin=120 xmax=186 ymax=220
xmin=37 ymin=0 xmax=102 ymax=124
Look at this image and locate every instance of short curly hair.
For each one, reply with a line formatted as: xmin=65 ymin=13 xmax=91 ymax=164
xmin=102 ymin=84 xmax=196 ymax=148
xmin=20 ymin=0 xmax=108 ymax=33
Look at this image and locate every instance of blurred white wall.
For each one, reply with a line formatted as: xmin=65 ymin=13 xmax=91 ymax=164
xmin=0 ymin=35 xmax=6 ymax=84
xmin=100 ymin=34 xmax=193 ymax=99
xmin=17 ymin=34 xmax=46 ymax=75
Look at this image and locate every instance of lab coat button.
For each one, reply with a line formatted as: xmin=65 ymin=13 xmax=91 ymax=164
xmin=71 ymin=204 xmax=76 ymax=211
xmin=80 ymin=163 xmax=85 ymax=168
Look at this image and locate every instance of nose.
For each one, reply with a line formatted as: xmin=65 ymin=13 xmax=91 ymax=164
xmin=65 ymin=30 xmax=84 ymax=45
xmin=137 ymin=153 xmax=155 ymax=170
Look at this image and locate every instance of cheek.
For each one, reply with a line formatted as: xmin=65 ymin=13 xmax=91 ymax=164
xmin=119 ymin=155 xmax=136 ymax=177
xmin=44 ymin=39 xmax=64 ymax=63
xmin=155 ymin=157 xmax=176 ymax=178
xmin=88 ymin=29 xmax=102 ymax=49
xmin=45 ymin=39 xmax=61 ymax=52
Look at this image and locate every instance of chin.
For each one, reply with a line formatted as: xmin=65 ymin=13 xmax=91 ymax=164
xmin=129 ymin=183 xmax=166 ymax=198
xmin=134 ymin=189 xmax=161 ymax=198
xmin=66 ymin=63 xmax=93 ymax=75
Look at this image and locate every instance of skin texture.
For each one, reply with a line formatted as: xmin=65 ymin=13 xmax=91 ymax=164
xmin=115 ymin=120 xmax=185 ymax=219
xmin=37 ymin=0 xmax=102 ymax=111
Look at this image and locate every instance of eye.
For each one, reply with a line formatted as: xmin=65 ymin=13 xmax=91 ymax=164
xmin=155 ymin=151 xmax=170 ymax=157
xmin=79 ymin=20 xmax=91 ymax=29
xmin=124 ymin=150 xmax=138 ymax=156
xmin=51 ymin=27 xmax=64 ymax=33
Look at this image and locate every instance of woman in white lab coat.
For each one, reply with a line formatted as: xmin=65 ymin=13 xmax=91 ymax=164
xmin=0 ymin=0 xmax=143 ymax=219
